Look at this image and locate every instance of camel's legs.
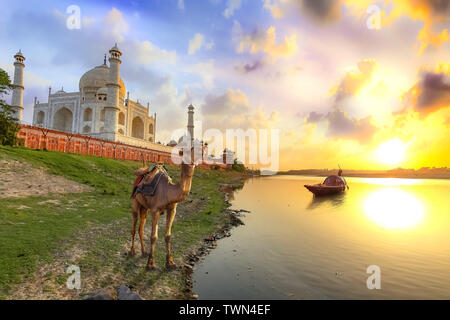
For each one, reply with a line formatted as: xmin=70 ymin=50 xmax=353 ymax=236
xmin=138 ymin=208 xmax=148 ymax=256
xmin=146 ymin=210 xmax=160 ymax=270
xmin=165 ymin=204 xmax=177 ymax=269
xmin=130 ymin=200 xmax=139 ymax=255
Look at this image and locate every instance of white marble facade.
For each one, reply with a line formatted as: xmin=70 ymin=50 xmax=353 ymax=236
xmin=32 ymin=45 xmax=157 ymax=147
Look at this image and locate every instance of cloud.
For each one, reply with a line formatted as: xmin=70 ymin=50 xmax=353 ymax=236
xmin=178 ymin=0 xmax=185 ymax=10
xmin=127 ymin=40 xmax=177 ymax=65
xmin=304 ymin=59 xmax=380 ymax=143
xmin=418 ymin=69 xmax=450 ymax=109
xmin=326 ymin=109 xmax=376 ymax=142
xmin=263 ymin=0 xmax=341 ymax=22
xmin=306 ymin=111 xmax=324 ymax=122
xmin=103 ymin=8 xmax=129 ymax=41
xmin=101 ymin=9 xmax=178 ymax=66
xmin=188 ymin=33 xmax=214 ymax=55
xmin=234 ymin=60 xmax=264 ymax=73
xmin=223 ymin=0 xmax=242 ymax=18
xmin=403 ymin=63 xmax=450 ymax=116
xmin=301 ymin=0 xmax=341 ymax=22
xmin=202 ymin=88 xmax=250 ymax=116
xmin=184 ymin=60 xmax=216 ymax=88
xmin=188 ymin=33 xmax=205 ymax=55
xmin=232 ymin=21 xmax=298 ymax=61
xmin=417 ymin=26 xmax=449 ymax=54
xmin=332 ymin=59 xmax=377 ymax=103
xmin=205 ymin=41 xmax=215 ymax=50
xmin=343 ymin=0 xmax=450 ymax=53
xmin=265 ymin=0 xmax=450 ymax=53
xmin=201 ymin=88 xmax=278 ymax=131
xmin=263 ymin=0 xmax=288 ymax=18
xmin=307 ymin=109 xmax=376 ymax=142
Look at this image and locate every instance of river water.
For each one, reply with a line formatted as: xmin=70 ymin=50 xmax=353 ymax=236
xmin=193 ymin=175 xmax=450 ymax=299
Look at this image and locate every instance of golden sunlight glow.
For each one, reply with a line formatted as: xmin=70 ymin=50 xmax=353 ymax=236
xmin=364 ymin=188 xmax=425 ymax=230
xmin=376 ymin=139 xmax=407 ymax=165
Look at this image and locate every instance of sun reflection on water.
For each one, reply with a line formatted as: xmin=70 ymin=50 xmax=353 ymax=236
xmin=364 ymin=187 xmax=425 ymax=230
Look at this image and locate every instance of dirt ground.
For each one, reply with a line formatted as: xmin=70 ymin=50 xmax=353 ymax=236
xmin=0 ymin=158 xmax=92 ymax=198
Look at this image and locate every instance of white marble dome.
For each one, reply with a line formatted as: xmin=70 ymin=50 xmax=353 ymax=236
xmin=79 ymin=64 xmax=126 ymax=98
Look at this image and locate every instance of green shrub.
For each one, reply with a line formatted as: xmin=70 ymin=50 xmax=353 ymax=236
xmin=232 ymin=158 xmax=246 ymax=172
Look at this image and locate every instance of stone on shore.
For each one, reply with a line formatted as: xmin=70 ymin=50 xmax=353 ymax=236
xmin=117 ymin=285 xmax=143 ymax=300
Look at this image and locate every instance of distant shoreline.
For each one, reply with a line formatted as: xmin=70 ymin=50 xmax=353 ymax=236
xmin=277 ymin=169 xmax=450 ymax=180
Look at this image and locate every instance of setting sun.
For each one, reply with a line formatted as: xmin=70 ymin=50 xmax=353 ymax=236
xmin=376 ymin=139 xmax=407 ymax=166
xmin=364 ymin=188 xmax=425 ymax=230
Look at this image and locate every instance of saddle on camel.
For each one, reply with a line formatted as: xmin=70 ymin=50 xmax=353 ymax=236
xmin=131 ymin=164 xmax=170 ymax=199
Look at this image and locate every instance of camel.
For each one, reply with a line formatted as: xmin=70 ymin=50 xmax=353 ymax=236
xmin=130 ymin=150 xmax=195 ymax=270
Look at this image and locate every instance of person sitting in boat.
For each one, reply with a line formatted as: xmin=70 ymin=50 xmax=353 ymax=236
xmin=338 ymin=168 xmax=343 ymax=176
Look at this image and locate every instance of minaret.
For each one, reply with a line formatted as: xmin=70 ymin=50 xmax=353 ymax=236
xmin=104 ymin=44 xmax=122 ymax=140
xmin=187 ymin=104 xmax=194 ymax=147
xmin=153 ymin=112 xmax=157 ymax=141
xmin=10 ymin=50 xmax=25 ymax=123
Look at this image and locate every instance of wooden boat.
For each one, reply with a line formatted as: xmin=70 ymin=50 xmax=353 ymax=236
xmin=304 ymin=175 xmax=348 ymax=196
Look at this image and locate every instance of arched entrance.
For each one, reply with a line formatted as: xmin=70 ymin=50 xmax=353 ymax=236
xmin=53 ymin=107 xmax=73 ymax=132
xmin=131 ymin=116 xmax=144 ymax=139
xmin=36 ymin=111 xmax=45 ymax=125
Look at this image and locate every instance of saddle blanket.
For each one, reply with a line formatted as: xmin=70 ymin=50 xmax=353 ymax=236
xmin=131 ymin=171 xmax=165 ymax=198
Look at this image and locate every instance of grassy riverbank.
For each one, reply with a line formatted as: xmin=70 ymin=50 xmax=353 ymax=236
xmin=0 ymin=146 xmax=246 ymax=299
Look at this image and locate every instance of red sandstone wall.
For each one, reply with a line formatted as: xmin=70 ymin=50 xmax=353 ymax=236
xmin=18 ymin=125 xmax=173 ymax=164
xmin=17 ymin=125 xmax=231 ymax=170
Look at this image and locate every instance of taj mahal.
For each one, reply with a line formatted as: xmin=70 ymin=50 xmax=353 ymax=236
xmin=9 ymin=44 xmax=160 ymax=150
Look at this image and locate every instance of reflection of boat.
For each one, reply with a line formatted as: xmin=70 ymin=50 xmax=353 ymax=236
xmin=304 ymin=175 xmax=348 ymax=196
xmin=307 ymin=192 xmax=346 ymax=210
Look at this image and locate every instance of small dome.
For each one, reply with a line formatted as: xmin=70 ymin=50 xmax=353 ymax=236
xmin=79 ymin=65 xmax=125 ymax=98
xmin=14 ymin=50 xmax=25 ymax=62
xmin=15 ymin=50 xmax=24 ymax=58
xmin=111 ymin=43 xmax=121 ymax=52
